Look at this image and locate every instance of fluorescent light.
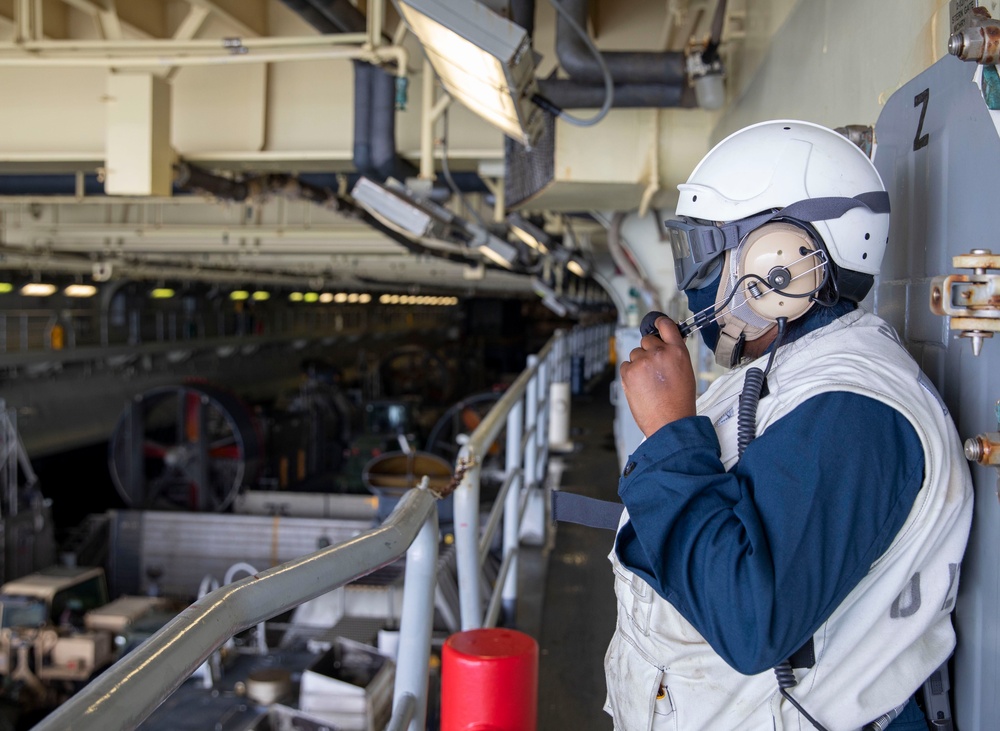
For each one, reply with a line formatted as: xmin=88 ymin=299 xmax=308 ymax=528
xmin=478 ymin=233 xmax=519 ymax=269
xmin=304 ymin=292 xmax=320 ymax=303
xmin=151 ymin=288 xmax=175 ymax=299
xmin=348 ymin=293 xmax=360 ymax=303
xmin=229 ymin=290 xmax=250 ymax=301
xmin=397 ymin=0 xmax=544 ymax=146
xmin=507 ymin=213 xmax=550 ymax=253
xmin=319 ymin=292 xmax=334 ymax=303
xmin=289 ymin=292 xmax=304 ymax=302
xmin=334 ymin=292 xmax=348 ymax=303
xmin=21 ymin=283 xmax=57 ymax=297
xmin=359 ymin=293 xmax=372 ymax=303
xmin=64 ymin=284 xmax=98 ymax=298
xmin=252 ymin=291 xmax=270 ymax=301
xmin=380 ymin=294 xmax=392 ymax=304
xmin=352 ymin=177 xmax=449 ymax=237
xmin=0 ymin=283 xmax=12 ymax=294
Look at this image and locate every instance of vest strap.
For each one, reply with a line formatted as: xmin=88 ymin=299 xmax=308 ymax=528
xmin=552 ymin=490 xmax=624 ymax=531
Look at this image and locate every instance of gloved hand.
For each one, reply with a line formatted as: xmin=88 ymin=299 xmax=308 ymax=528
xmin=620 ymin=314 xmax=696 ymax=437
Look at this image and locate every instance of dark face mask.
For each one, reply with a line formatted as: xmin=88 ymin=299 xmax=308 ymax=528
xmin=683 ymin=268 xmax=722 ymax=352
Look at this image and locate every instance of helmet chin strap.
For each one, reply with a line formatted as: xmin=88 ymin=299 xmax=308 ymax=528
xmin=714 ymin=320 xmax=749 ymax=368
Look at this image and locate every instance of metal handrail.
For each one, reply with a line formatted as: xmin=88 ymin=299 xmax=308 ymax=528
xmin=28 ymin=322 xmax=613 ymax=731
xmin=30 ymin=488 xmax=438 ymax=731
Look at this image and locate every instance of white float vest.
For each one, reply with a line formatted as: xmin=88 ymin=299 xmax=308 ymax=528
xmin=604 ymin=310 xmax=973 ymax=731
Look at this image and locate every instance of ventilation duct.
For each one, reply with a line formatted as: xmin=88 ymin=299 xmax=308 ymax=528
xmin=505 ymin=0 xmax=723 ymax=209
xmin=554 ymin=0 xmax=686 ymax=86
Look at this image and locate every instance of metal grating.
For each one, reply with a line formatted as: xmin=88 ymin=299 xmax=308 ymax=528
xmin=504 ymin=112 xmax=556 ymax=209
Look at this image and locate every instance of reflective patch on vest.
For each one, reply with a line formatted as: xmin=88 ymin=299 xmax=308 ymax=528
xmin=917 ymin=371 xmax=950 ymax=417
xmin=877 ymin=323 xmax=903 ymax=346
xmin=715 ymin=404 xmax=738 ymax=427
xmin=890 ymin=573 xmax=921 ymax=618
xmin=940 ymin=563 xmax=960 ymax=612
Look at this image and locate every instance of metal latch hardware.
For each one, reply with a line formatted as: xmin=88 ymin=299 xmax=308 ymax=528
xmin=929 ymin=248 xmax=1000 ymax=355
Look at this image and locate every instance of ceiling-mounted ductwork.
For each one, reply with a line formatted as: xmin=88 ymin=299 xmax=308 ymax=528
xmin=504 ymin=0 xmax=728 ymax=210
xmin=539 ymin=0 xmax=725 ymax=112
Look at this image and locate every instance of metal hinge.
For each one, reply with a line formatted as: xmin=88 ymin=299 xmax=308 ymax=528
xmin=929 ymin=248 xmax=1000 ymax=355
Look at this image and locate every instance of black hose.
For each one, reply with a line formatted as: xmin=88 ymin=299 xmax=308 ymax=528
xmin=736 ymin=366 xmax=765 ymax=458
xmin=774 ymin=661 xmax=830 ymax=731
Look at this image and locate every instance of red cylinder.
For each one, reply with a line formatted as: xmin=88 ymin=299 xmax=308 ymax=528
xmin=441 ymin=628 xmax=538 ymax=731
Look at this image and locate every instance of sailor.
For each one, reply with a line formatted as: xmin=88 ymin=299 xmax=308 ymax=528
xmin=607 ymin=120 xmax=973 ymax=730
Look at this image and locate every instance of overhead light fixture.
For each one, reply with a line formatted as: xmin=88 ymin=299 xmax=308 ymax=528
xmin=552 ymin=245 xmax=591 ymax=278
xmin=532 ymin=277 xmax=577 ymax=318
xmin=351 ymin=177 xmax=453 ymax=238
xmin=359 ymin=293 xmax=372 ymax=304
xmin=289 ymin=292 xmax=304 ymax=302
xmin=252 ymin=291 xmax=270 ymax=301
xmin=0 ymin=283 xmax=12 ymax=294
xmin=507 ymin=213 xmax=550 ymax=254
xmin=229 ymin=290 xmax=250 ymax=301
xmin=319 ymin=292 xmax=334 ymax=303
xmin=21 ymin=283 xmax=57 ymax=297
xmin=566 ymin=257 xmax=587 ymax=277
xmin=151 ymin=287 xmax=175 ymax=299
xmin=304 ymin=292 xmax=320 ymax=303
xmin=379 ymin=294 xmax=392 ymax=304
xmin=64 ymin=284 xmax=98 ymax=298
xmin=477 ymin=231 xmax=520 ymax=269
xmin=396 ymin=0 xmax=544 ymax=146
xmin=334 ymin=292 xmax=348 ymax=304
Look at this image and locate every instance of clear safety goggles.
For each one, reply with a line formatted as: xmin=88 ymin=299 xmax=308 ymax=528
xmin=664 ymin=191 xmax=891 ymax=291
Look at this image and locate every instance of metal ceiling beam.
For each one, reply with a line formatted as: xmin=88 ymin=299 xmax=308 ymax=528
xmin=58 ymin=0 xmax=140 ymax=39
xmin=172 ymin=4 xmax=210 ymax=41
xmin=186 ymin=0 xmax=262 ymax=38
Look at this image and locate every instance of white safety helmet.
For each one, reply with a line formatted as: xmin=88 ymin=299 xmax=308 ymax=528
xmin=675 ymin=119 xmax=890 ymax=301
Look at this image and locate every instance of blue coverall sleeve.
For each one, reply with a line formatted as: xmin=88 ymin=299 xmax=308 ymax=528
xmin=614 ymin=391 xmax=925 ymax=675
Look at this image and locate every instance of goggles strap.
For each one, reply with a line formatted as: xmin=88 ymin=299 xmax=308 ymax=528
xmin=713 ymin=191 xmax=891 ymax=255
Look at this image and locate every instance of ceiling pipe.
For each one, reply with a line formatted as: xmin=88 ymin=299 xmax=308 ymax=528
xmin=369 ymin=62 xmax=419 ymax=182
xmin=282 ymin=0 xmax=417 ymax=184
xmin=510 ymin=0 xmax=535 ymax=38
xmin=554 ymin=0 xmax=686 ymax=85
xmin=536 ymin=77 xmax=695 ymax=109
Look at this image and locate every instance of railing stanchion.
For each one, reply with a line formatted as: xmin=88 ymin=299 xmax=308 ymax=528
xmin=391 ymin=485 xmax=438 ymax=731
xmin=501 ymin=398 xmax=525 ymax=624
xmin=454 ymin=446 xmax=483 ymax=630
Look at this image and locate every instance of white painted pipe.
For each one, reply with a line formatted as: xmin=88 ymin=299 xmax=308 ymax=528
xmin=0 ymin=44 xmax=409 ymax=73
xmin=548 ymin=382 xmax=571 ymax=447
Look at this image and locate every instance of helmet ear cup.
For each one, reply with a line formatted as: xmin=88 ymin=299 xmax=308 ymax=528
xmin=737 ymin=222 xmax=823 ymax=322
